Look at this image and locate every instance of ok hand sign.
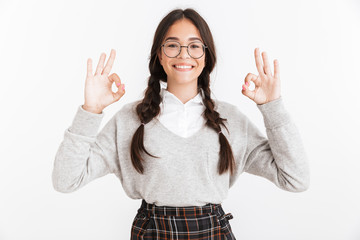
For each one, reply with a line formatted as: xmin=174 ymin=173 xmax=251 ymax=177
xmin=83 ymin=49 xmax=125 ymax=114
xmin=242 ymin=48 xmax=281 ymax=105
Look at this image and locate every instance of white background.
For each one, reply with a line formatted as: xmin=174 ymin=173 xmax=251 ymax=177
xmin=0 ymin=0 xmax=359 ymax=239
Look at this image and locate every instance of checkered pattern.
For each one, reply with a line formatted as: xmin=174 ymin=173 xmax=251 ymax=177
xmin=131 ymin=199 xmax=236 ymax=239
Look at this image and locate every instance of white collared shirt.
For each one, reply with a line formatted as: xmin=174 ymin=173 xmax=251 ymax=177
xmin=156 ymin=87 xmax=207 ymax=138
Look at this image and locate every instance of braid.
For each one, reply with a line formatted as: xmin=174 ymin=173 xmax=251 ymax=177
xmin=130 ymin=75 xmax=162 ymax=174
xmin=200 ymin=70 xmax=236 ymax=176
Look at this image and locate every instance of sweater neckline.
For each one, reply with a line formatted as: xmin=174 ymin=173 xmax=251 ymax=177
xmin=152 ymin=117 xmax=209 ymax=142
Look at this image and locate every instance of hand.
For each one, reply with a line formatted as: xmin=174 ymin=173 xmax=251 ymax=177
xmin=242 ymin=48 xmax=281 ymax=105
xmin=83 ymin=49 xmax=125 ymax=113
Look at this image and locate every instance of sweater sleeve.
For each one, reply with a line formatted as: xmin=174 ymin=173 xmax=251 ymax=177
xmin=241 ymin=97 xmax=310 ymax=192
xmin=52 ymin=105 xmax=120 ymax=193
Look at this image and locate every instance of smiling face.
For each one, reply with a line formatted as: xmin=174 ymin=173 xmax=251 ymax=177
xmin=158 ymin=18 xmax=205 ymax=88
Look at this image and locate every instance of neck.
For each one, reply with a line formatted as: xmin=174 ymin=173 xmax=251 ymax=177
xmin=166 ymin=82 xmax=199 ymax=104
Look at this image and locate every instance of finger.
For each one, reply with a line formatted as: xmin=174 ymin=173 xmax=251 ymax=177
xmin=244 ymin=73 xmax=261 ymax=87
xmin=262 ymin=51 xmax=272 ymax=75
xmin=87 ymin=58 xmax=93 ymax=77
xmin=254 ymin=48 xmax=266 ymax=77
xmin=102 ymin=49 xmax=116 ymax=76
xmin=242 ymin=82 xmax=255 ymax=100
xmin=95 ymin=52 xmax=106 ymax=75
xmin=113 ymin=83 xmax=126 ymax=101
xmin=108 ymin=73 xmax=121 ymax=86
xmin=274 ymin=59 xmax=280 ymax=79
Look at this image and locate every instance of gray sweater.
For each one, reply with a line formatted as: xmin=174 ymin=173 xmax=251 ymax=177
xmin=52 ymin=97 xmax=310 ymax=207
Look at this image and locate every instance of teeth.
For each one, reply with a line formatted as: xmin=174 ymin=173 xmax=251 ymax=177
xmin=175 ymin=65 xmax=192 ymax=69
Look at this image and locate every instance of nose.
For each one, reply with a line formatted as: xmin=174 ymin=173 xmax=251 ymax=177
xmin=178 ymin=46 xmax=190 ymax=59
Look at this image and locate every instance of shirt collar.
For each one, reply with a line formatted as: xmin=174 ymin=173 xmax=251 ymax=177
xmin=160 ymin=87 xmax=204 ymax=106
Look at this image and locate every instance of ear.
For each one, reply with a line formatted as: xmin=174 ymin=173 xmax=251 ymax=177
xmin=157 ymin=51 xmax=162 ymax=65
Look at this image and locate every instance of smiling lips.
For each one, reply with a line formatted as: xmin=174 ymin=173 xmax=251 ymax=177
xmin=173 ymin=63 xmax=194 ymax=72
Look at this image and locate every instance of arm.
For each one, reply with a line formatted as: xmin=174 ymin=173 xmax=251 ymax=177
xmin=52 ymin=105 xmax=120 ymax=193
xmin=242 ymin=97 xmax=310 ymax=192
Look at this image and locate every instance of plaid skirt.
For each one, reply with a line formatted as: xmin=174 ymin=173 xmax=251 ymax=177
xmin=131 ymin=199 xmax=236 ymax=240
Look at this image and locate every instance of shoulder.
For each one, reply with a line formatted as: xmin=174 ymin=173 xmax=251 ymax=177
xmin=118 ymin=99 xmax=141 ymax=113
xmin=112 ymin=99 xmax=142 ymax=124
xmin=214 ymin=98 xmax=237 ymax=112
xmin=213 ymin=98 xmax=248 ymax=121
xmin=212 ymin=98 xmax=253 ymax=139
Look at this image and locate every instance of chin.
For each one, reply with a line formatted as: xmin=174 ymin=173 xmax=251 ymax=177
xmin=171 ymin=76 xmax=198 ymax=85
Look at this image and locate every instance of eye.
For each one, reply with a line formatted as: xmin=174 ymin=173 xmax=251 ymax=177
xmin=164 ymin=42 xmax=179 ymax=48
xmin=189 ymin=43 xmax=202 ymax=49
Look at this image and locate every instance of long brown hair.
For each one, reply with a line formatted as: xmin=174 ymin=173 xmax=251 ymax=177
xmin=130 ymin=8 xmax=235 ymax=176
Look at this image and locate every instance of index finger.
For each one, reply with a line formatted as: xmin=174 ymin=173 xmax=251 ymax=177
xmin=254 ymin=48 xmax=265 ymax=77
xmin=102 ymin=49 xmax=116 ymax=76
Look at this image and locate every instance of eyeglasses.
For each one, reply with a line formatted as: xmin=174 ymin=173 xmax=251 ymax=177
xmin=161 ymin=41 xmax=207 ymax=59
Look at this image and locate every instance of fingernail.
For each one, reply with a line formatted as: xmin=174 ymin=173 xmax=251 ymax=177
xmin=246 ymin=82 xmax=249 ymax=86
xmin=116 ymin=82 xmax=120 ymax=86
xmin=242 ymin=85 xmax=246 ymax=90
xmin=122 ymin=84 xmax=125 ymax=90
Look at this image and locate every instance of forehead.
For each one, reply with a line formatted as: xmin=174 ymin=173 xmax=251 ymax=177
xmin=164 ymin=18 xmax=203 ymax=42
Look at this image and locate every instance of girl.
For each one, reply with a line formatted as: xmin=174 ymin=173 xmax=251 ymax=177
xmin=52 ymin=8 xmax=310 ymax=240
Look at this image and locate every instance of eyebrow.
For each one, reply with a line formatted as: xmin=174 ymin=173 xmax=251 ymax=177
xmin=164 ymin=37 xmax=203 ymax=42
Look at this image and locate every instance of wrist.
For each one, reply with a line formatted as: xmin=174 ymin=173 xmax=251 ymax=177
xmin=82 ymin=104 xmax=103 ymax=114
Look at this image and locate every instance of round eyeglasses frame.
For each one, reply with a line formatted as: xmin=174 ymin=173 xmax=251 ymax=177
xmin=161 ymin=41 xmax=208 ymax=59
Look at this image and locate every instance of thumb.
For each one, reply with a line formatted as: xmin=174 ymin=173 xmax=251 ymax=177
xmin=241 ymin=83 xmax=255 ymax=100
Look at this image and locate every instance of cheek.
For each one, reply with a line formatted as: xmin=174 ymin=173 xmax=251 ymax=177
xmin=197 ymin=58 xmax=206 ymax=69
xmin=160 ymin=55 xmax=171 ymax=67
